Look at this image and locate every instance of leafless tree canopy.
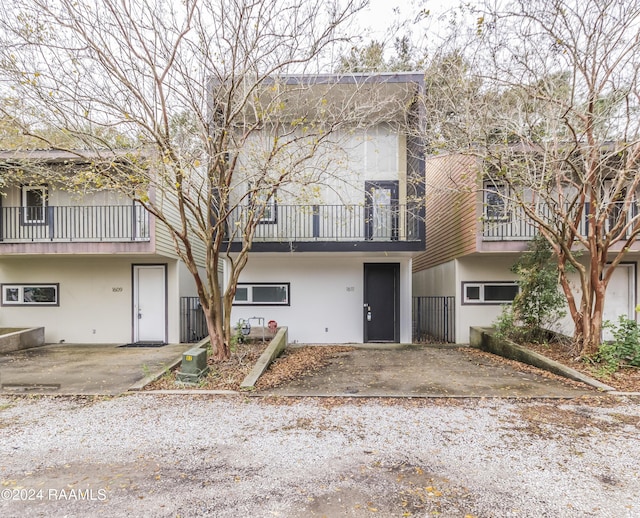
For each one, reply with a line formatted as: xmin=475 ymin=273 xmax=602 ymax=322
xmin=422 ymin=0 xmax=640 ymax=353
xmin=0 ymin=0 xmax=413 ymax=360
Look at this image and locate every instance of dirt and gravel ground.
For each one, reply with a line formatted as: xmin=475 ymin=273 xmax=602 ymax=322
xmin=1 ymin=393 xmax=639 ymax=517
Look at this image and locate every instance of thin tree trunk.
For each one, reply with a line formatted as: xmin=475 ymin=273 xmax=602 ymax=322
xmin=581 ymin=281 xmax=606 ymax=356
xmin=223 ymin=293 xmax=234 ymax=352
xmin=205 ymin=302 xmax=229 ymax=361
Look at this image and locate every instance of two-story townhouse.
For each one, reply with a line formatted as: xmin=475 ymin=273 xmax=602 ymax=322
xmin=224 ymin=73 xmax=426 ymax=344
xmin=413 ymin=153 xmax=640 ymax=344
xmin=0 ymin=150 xmax=206 ymax=345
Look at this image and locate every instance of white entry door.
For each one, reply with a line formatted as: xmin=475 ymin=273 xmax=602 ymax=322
xmin=603 ymin=263 xmax=636 ymax=341
xmin=133 ymin=265 xmax=167 ymax=343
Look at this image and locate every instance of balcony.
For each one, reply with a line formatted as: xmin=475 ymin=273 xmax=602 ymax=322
xmin=225 ymin=203 xmax=424 ymax=252
xmin=0 ymin=205 xmax=150 ymax=243
xmin=482 ymin=202 xmax=635 ymax=241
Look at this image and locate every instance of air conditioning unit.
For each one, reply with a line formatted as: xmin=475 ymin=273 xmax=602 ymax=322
xmin=175 ymin=347 xmax=209 ymax=384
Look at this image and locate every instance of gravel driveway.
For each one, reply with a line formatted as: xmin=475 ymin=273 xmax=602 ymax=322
xmin=1 ymin=394 xmax=639 ymax=517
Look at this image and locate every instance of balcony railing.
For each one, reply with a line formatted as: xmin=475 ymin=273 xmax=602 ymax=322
xmin=482 ymin=202 xmax=636 ymax=240
xmin=225 ymin=204 xmax=422 ymax=243
xmin=0 ymin=205 xmax=150 ymax=243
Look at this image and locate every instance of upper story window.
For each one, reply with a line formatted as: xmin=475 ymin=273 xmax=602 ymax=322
xmin=483 ymin=182 xmax=509 ymax=221
xmin=22 ymin=185 xmax=48 ymax=224
xmin=603 ymin=181 xmax=639 ymax=233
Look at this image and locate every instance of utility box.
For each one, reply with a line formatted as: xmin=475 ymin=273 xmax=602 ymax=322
xmin=176 ymin=347 xmax=209 ymax=384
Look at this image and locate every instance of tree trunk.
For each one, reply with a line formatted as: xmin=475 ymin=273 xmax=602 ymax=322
xmin=580 ymin=283 xmax=606 ymax=357
xmin=205 ymin=302 xmax=230 ymax=361
xmin=223 ymin=293 xmax=234 ymax=354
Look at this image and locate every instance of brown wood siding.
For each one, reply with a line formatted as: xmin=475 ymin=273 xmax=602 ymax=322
xmin=413 ymin=154 xmax=479 ymax=272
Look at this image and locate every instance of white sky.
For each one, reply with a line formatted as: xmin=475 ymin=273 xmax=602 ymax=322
xmin=356 ymin=0 xmax=468 ymax=48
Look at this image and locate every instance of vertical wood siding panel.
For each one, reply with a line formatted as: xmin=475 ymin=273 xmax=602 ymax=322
xmin=413 ymin=154 xmax=479 ymax=273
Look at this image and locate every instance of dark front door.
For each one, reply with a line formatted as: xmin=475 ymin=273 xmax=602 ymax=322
xmin=364 ymin=263 xmax=400 ymax=342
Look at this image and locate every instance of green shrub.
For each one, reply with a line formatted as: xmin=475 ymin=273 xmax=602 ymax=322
xmin=231 ymin=321 xmax=246 ymax=347
xmin=494 ymin=305 xmax=528 ymax=342
xmin=594 ymin=316 xmax=640 ymax=374
xmin=494 ymin=236 xmax=566 ymax=343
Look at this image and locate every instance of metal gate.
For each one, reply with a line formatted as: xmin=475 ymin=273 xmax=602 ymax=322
xmin=412 ymin=296 xmax=455 ymax=343
xmin=180 ymin=297 xmax=208 ymax=343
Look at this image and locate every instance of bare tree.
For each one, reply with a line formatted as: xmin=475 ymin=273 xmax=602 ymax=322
xmin=0 ymin=0 xmax=388 ymax=360
xmin=419 ymin=0 xmax=640 ymax=355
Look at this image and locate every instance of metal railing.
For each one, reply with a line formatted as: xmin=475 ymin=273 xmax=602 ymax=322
xmin=180 ymin=297 xmax=208 ymax=343
xmin=482 ymin=201 xmax=635 ymax=241
xmin=0 ymin=205 xmax=150 ymax=243
xmin=413 ymin=296 xmax=455 ymax=343
xmin=225 ymin=203 xmax=422 ymax=242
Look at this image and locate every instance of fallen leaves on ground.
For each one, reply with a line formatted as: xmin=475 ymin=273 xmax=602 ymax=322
xmin=145 ymin=341 xmax=268 ymax=391
xmin=145 ymin=338 xmax=640 ymax=395
xmin=145 ymin=343 xmax=353 ymax=392
xmin=511 ymin=402 xmax=640 ymax=439
xmin=255 ymin=346 xmax=354 ymax=390
xmin=461 ymin=348 xmax=590 ymax=390
xmin=523 ymin=341 xmax=640 ymax=393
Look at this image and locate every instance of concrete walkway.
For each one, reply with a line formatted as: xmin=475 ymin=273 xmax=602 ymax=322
xmin=0 ymin=343 xmax=193 ymax=396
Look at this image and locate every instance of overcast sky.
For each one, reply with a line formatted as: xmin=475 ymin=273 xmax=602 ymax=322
xmin=358 ymin=0 xmax=467 ymax=45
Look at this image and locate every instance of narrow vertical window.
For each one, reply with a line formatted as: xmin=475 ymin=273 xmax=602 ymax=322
xmin=484 ymin=182 xmax=509 ymax=221
xmin=249 ymin=183 xmax=277 ymax=224
xmin=22 ymin=185 xmax=47 ymax=224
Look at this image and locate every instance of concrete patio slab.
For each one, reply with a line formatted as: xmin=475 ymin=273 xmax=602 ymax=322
xmin=0 ymin=343 xmax=194 ymax=396
xmin=0 ymin=342 xmax=601 ymax=398
xmin=259 ymin=345 xmax=599 ymax=398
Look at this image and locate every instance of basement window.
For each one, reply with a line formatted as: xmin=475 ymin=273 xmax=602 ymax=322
xmin=233 ymin=283 xmax=289 ymax=306
xmin=462 ymin=282 xmax=519 ymax=304
xmin=1 ymin=284 xmax=60 ymax=306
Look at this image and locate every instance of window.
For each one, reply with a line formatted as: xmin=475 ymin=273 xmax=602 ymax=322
xmin=484 ymin=182 xmax=509 ymax=221
xmin=233 ymin=283 xmax=289 ymax=306
xmin=249 ymin=184 xmax=277 ymax=224
xmin=22 ymin=185 xmax=48 ymax=224
xmin=365 ymin=180 xmax=399 ymax=240
xmin=603 ymin=181 xmax=638 ymax=235
xmin=2 ymin=284 xmax=59 ymax=306
xmin=462 ymin=282 xmax=519 ymax=304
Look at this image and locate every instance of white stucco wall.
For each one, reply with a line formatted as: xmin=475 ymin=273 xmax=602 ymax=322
xmin=177 ymin=261 xmax=202 ymax=298
xmin=455 ymin=255 xmax=519 ymax=343
xmin=455 ymin=255 xmax=595 ymax=343
xmin=0 ymin=256 xmax=184 ymax=344
xmin=228 ymin=254 xmax=413 ymax=344
xmin=415 ymin=251 xmax=640 ymax=344
xmin=232 ymin=124 xmax=404 ymax=207
xmin=552 ymin=258 xmax=640 ymax=340
xmin=413 ymin=256 xmax=522 ymax=343
xmin=412 ymin=262 xmax=456 ymax=297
